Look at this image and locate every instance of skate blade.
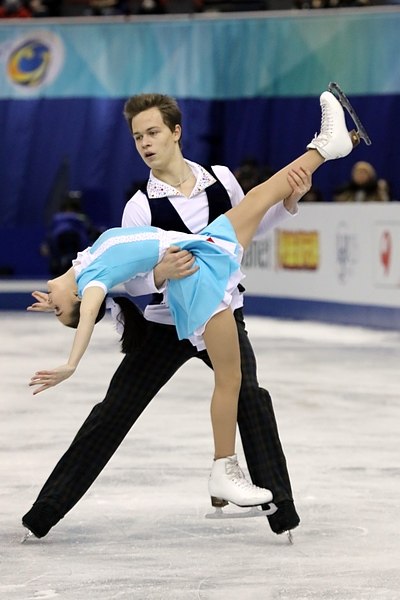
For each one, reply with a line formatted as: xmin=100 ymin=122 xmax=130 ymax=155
xmin=21 ymin=528 xmax=35 ymax=543
xmin=205 ymin=502 xmax=277 ymax=520
xmin=328 ymin=81 xmax=372 ymax=146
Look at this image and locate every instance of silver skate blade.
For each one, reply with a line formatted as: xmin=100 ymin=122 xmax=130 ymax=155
xmin=328 ymin=82 xmax=372 ymax=146
xmin=205 ymin=505 xmax=271 ymax=520
xmin=21 ymin=528 xmax=34 ymax=543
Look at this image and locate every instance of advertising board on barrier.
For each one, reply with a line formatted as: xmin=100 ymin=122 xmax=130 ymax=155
xmin=242 ymin=204 xmax=400 ymax=318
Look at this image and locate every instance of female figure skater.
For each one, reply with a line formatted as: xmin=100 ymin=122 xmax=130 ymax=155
xmin=29 ymin=89 xmax=365 ymax=509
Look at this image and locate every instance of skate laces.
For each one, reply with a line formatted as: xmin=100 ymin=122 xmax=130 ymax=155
xmin=226 ymin=459 xmax=265 ymax=492
xmin=313 ymin=101 xmax=334 ymax=144
xmin=226 ymin=458 xmax=245 ymax=480
xmin=321 ymin=102 xmax=335 ymax=134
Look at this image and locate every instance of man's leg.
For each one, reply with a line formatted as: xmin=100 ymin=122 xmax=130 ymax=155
xmin=22 ymin=322 xmax=196 ymax=538
xmin=234 ymin=309 xmax=300 ymax=534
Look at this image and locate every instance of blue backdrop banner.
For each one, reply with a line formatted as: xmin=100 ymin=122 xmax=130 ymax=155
xmin=1 ymin=10 xmax=400 ymax=277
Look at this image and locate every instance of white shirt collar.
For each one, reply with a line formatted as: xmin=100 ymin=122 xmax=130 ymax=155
xmin=146 ymin=160 xmax=216 ymax=199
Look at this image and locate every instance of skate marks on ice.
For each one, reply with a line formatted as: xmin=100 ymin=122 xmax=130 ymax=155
xmin=1 ymin=313 xmax=400 ymax=599
xmin=13 ymin=497 xmax=398 ymax=600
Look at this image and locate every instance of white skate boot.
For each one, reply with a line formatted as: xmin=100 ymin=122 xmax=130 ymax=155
xmin=208 ymin=454 xmax=273 ymax=508
xmin=307 ymin=91 xmax=360 ymax=161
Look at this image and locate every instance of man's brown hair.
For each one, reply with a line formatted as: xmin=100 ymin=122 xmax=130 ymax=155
xmin=123 ymin=93 xmax=182 ymax=137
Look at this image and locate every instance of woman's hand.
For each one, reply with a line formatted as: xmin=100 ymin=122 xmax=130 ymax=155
xmin=29 ymin=364 xmax=76 ymax=395
xmin=154 ymin=245 xmax=199 ymax=288
xmin=283 ymin=167 xmax=312 ymax=213
xmin=27 ymin=291 xmax=54 ymax=313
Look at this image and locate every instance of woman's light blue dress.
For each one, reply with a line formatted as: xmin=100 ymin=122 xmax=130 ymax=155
xmin=74 ymin=215 xmax=244 ymax=347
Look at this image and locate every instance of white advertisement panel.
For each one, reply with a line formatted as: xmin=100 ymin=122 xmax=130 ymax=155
xmin=243 ymin=204 xmax=400 ymax=309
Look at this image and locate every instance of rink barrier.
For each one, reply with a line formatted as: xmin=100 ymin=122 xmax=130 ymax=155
xmin=1 ymin=284 xmax=399 ymax=331
xmin=244 ymin=295 xmax=400 ymax=331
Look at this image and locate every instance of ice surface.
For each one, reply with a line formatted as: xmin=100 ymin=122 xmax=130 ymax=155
xmin=1 ymin=312 xmax=399 ymax=599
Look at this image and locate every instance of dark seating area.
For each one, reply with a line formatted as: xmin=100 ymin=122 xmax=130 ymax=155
xmin=1 ymin=0 xmax=395 ymax=19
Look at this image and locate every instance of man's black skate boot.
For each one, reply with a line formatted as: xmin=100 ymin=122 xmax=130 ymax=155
xmin=22 ymin=502 xmax=61 ymax=538
xmin=264 ymin=500 xmax=300 ymax=535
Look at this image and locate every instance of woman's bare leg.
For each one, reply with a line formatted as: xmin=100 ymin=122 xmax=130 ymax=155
xmin=202 ymin=309 xmax=241 ymax=459
xmin=204 ymin=309 xmax=273 ymax=507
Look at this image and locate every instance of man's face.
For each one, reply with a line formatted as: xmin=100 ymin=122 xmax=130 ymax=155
xmin=131 ymin=107 xmax=181 ymax=171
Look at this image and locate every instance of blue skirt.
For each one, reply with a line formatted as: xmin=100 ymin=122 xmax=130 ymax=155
xmin=167 ymin=215 xmax=243 ymax=344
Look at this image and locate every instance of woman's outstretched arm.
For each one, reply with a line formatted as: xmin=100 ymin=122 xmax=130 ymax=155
xmin=29 ymin=287 xmax=105 ymax=395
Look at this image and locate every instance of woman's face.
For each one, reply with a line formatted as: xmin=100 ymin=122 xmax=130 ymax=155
xmin=47 ymin=278 xmax=78 ymax=325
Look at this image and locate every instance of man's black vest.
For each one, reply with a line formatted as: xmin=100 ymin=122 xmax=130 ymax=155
xmin=140 ymin=166 xmax=232 ymax=232
xmin=139 ymin=166 xmax=242 ymax=304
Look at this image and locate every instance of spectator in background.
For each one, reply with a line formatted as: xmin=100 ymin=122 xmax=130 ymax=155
xmin=33 ymin=0 xmax=62 ymax=15
xmin=84 ymin=0 xmax=127 ymax=15
xmin=0 ymin=0 xmax=32 ymax=17
xmin=333 ymin=161 xmax=391 ymax=203
xmin=0 ymin=0 xmax=62 ymax=16
xmin=41 ymin=192 xmax=100 ymax=277
xmin=137 ymin=0 xmax=167 ymax=13
xmin=234 ymin=158 xmax=274 ymax=194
